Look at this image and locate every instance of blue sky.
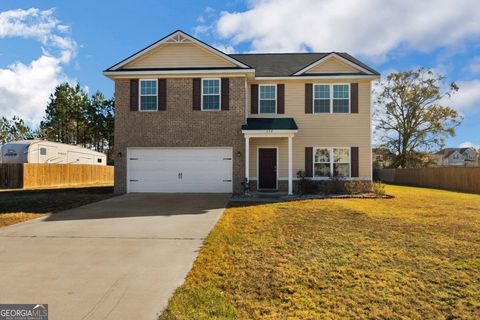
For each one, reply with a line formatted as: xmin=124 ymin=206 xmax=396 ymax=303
xmin=0 ymin=0 xmax=479 ymax=149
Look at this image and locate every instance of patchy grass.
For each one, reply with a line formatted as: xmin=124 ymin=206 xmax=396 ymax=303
xmin=160 ymin=185 xmax=480 ymax=320
xmin=0 ymin=186 xmax=115 ymax=228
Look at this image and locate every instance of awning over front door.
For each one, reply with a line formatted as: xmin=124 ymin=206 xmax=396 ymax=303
xmin=241 ymin=117 xmax=298 ymax=132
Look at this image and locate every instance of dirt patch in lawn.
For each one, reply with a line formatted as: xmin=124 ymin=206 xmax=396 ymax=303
xmin=0 ymin=186 xmax=115 ymax=228
xmin=159 ymin=185 xmax=480 ymax=320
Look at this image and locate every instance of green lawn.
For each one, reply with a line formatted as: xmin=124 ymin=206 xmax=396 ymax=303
xmin=0 ymin=186 xmax=115 ymax=227
xmin=160 ymin=185 xmax=480 ymax=320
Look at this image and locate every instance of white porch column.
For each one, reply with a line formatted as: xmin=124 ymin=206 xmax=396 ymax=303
xmin=245 ymin=136 xmax=250 ymax=182
xmin=288 ymin=135 xmax=293 ymax=195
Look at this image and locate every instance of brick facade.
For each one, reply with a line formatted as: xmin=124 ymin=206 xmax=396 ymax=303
xmin=114 ymin=77 xmax=246 ymax=193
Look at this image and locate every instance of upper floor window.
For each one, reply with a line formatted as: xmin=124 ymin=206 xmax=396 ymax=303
xmin=314 ymin=147 xmax=350 ymax=177
xmin=313 ymin=84 xmax=350 ymax=113
xmin=314 ymin=85 xmax=330 ymax=113
xmin=140 ymin=80 xmax=157 ymax=111
xmin=202 ymin=79 xmax=221 ymax=110
xmin=333 ymin=84 xmax=349 ymax=113
xmin=259 ymin=85 xmax=276 ymax=114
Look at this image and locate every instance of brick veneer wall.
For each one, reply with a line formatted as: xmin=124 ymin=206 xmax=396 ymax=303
xmin=114 ymin=77 xmax=246 ymax=193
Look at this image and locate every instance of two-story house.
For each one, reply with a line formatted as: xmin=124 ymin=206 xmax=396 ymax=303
xmin=103 ymin=30 xmax=380 ymax=195
xmin=433 ymin=147 xmax=479 ymax=167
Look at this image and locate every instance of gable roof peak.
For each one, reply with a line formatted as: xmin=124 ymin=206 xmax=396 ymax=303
xmin=105 ymin=29 xmax=251 ymax=71
xmin=292 ymin=52 xmax=377 ymax=76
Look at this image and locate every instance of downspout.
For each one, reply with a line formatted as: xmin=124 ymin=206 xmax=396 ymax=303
xmin=244 ymin=77 xmax=248 ymax=122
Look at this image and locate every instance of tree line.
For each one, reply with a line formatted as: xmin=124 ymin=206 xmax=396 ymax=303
xmin=0 ymin=82 xmax=114 ymax=162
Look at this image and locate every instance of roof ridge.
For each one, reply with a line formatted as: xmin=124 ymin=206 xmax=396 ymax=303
xmin=230 ymin=52 xmax=332 ymax=56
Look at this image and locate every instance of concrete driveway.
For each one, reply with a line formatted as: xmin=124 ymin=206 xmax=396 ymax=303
xmin=0 ymin=193 xmax=230 ymax=320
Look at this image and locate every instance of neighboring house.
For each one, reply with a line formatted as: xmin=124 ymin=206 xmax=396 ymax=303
xmin=372 ymin=148 xmax=395 ymax=168
xmin=433 ymin=148 xmax=479 ymax=167
xmin=103 ymin=30 xmax=380 ymax=194
xmin=0 ymin=140 xmax=107 ymax=165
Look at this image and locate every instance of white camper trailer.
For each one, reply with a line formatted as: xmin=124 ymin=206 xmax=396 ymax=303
xmin=0 ymin=140 xmax=107 ymax=165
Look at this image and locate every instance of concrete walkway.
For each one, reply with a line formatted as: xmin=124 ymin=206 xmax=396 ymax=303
xmin=0 ymin=193 xmax=230 ymax=320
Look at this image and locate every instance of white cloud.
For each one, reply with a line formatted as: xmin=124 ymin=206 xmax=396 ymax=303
xmin=0 ymin=8 xmax=57 ymax=41
xmin=458 ymin=141 xmax=479 ymax=149
xmin=215 ymin=0 xmax=480 ymax=60
xmin=464 ymin=56 xmax=480 ymax=74
xmin=0 ymin=56 xmax=67 ymax=124
xmin=212 ymin=43 xmax=236 ymax=54
xmin=449 ymin=79 xmax=480 ymax=112
xmin=0 ymin=8 xmax=77 ymax=126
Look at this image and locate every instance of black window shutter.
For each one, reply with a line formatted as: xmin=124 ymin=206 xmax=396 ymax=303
xmin=158 ymin=79 xmax=166 ymax=111
xmin=192 ymin=78 xmax=201 ymax=110
xmin=351 ymin=83 xmax=358 ymax=113
xmin=277 ymin=84 xmax=285 ymax=114
xmin=221 ymin=78 xmax=229 ymax=110
xmin=305 ymin=83 xmax=313 ymax=114
xmin=305 ymin=147 xmax=313 ymax=177
xmin=351 ymin=147 xmax=359 ymax=177
xmin=251 ymin=84 xmax=258 ymax=114
xmin=130 ymin=79 xmax=139 ymax=111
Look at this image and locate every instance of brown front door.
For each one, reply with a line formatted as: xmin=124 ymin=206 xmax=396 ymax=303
xmin=258 ymin=148 xmax=277 ymax=189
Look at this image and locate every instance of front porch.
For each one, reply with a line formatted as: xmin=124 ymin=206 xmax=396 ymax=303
xmin=242 ymin=118 xmax=298 ymax=195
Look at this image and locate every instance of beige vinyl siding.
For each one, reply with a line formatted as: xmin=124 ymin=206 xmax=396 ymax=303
xmin=124 ymin=43 xmax=236 ymax=69
xmin=305 ymin=57 xmax=360 ymax=74
xmin=247 ymin=79 xmax=372 ymax=180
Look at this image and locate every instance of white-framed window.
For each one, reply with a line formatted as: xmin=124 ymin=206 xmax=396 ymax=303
xmin=313 ymin=84 xmax=350 ymax=113
xmin=333 ymin=148 xmax=350 ymax=176
xmin=202 ymin=78 xmax=221 ymax=110
xmin=313 ymin=84 xmax=330 ymax=113
xmin=333 ymin=84 xmax=350 ymax=113
xmin=259 ymin=84 xmax=276 ymax=114
xmin=139 ymin=79 xmax=158 ymax=111
xmin=314 ymin=147 xmax=351 ymax=177
xmin=314 ymin=148 xmax=330 ymax=177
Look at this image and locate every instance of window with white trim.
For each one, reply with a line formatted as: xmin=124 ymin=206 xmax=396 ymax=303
xmin=333 ymin=84 xmax=349 ymax=113
xmin=314 ymin=147 xmax=350 ymax=177
xmin=333 ymin=148 xmax=350 ymax=176
xmin=313 ymin=84 xmax=350 ymax=113
xmin=140 ymin=80 xmax=157 ymax=111
xmin=313 ymin=84 xmax=330 ymax=113
xmin=259 ymin=85 xmax=276 ymax=114
xmin=314 ymin=148 xmax=330 ymax=177
xmin=202 ymin=79 xmax=221 ymax=110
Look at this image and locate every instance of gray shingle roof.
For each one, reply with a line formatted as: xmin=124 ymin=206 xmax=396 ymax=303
xmin=104 ymin=30 xmax=379 ymax=77
xmin=230 ymin=52 xmax=379 ymax=77
xmin=435 ymin=147 xmax=477 ymax=157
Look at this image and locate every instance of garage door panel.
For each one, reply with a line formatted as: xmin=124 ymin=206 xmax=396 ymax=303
xmin=127 ymin=148 xmax=232 ymax=193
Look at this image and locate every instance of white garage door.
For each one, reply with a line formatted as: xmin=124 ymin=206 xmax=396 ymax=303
xmin=127 ymin=148 xmax=232 ymax=193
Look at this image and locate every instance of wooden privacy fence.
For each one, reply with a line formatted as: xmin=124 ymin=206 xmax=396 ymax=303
xmin=376 ymin=167 xmax=480 ymax=194
xmin=0 ymin=164 xmax=113 ymax=189
xmin=0 ymin=164 xmax=23 ymax=188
